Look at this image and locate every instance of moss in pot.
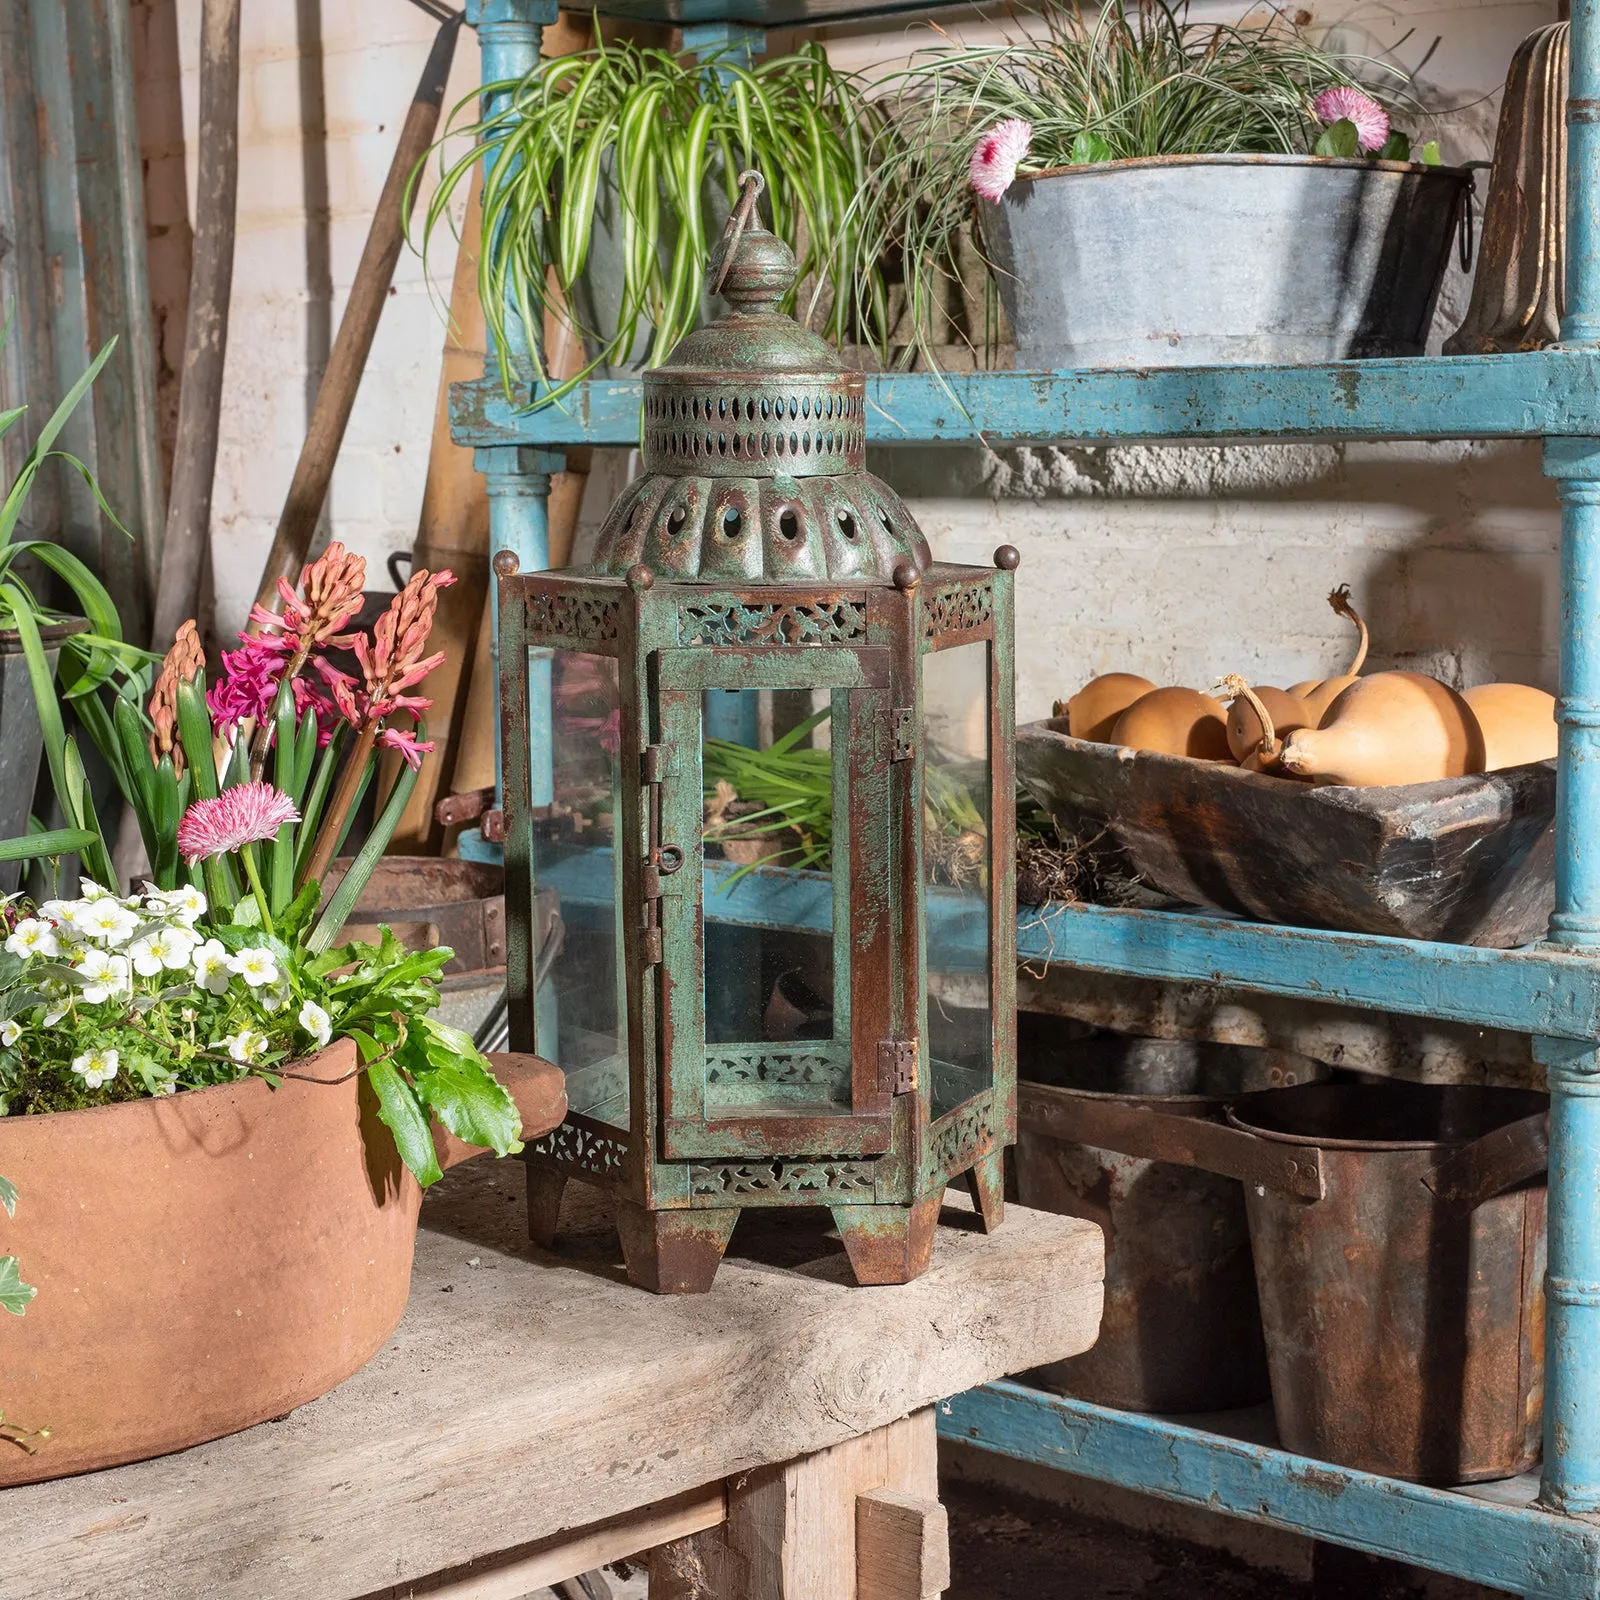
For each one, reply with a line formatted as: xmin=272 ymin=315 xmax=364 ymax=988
xmin=0 ymin=544 xmax=560 ymax=1485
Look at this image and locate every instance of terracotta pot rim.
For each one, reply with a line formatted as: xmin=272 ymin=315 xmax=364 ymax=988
xmin=0 ymin=1036 xmax=358 ymax=1130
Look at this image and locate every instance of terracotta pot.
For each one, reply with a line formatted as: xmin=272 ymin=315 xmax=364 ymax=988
xmin=0 ymin=1039 xmax=564 ymax=1486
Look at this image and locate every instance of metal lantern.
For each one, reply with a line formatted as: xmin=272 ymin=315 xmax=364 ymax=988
xmin=496 ymin=174 xmax=1018 ymax=1293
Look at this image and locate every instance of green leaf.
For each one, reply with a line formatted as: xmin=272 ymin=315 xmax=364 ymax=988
xmin=1313 ymin=118 xmax=1361 ymax=159
xmin=1069 ymin=130 xmax=1112 ymax=164
xmin=0 ymin=1175 xmax=16 ymax=1217
xmin=306 ymin=734 xmax=423 ymax=954
xmin=0 ymin=827 xmax=97 ymax=862
xmin=0 ymin=1255 xmax=35 ymax=1316
xmin=410 ymin=1018 xmax=524 ymax=1157
xmin=366 ymin=1055 xmax=443 ymax=1187
xmin=1377 ymin=130 xmax=1411 ymax=162
xmin=1419 ymin=140 xmax=1441 ymax=166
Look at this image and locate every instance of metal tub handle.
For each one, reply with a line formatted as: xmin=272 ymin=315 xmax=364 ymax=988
xmin=1423 ymin=1110 xmax=1549 ymax=1208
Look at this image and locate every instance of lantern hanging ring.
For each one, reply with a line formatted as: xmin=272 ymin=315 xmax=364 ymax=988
xmin=711 ymin=169 xmax=768 ymax=297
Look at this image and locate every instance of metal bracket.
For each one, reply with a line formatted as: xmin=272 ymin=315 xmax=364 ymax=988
xmin=890 ymin=707 xmax=915 ymax=761
xmin=878 ymin=1039 xmax=918 ymax=1095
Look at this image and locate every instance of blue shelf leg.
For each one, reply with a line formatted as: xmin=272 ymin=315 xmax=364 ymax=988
xmin=1541 ymin=441 xmax=1600 ymax=1515
xmin=1541 ymin=0 xmax=1600 ymax=1513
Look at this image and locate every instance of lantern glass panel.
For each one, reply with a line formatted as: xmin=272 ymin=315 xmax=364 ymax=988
xmin=539 ymin=649 xmax=626 ymax=1125
xmin=923 ymin=639 xmax=993 ymax=1115
xmin=701 ymin=692 xmax=846 ymax=1057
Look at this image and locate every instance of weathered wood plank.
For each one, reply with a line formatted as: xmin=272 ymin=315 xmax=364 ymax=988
xmin=0 ymin=1166 xmax=1101 ymax=1600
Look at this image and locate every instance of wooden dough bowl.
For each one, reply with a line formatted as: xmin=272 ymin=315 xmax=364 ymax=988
xmin=1019 ymin=718 xmax=1556 ymax=946
xmin=0 ymin=1039 xmax=563 ymax=1486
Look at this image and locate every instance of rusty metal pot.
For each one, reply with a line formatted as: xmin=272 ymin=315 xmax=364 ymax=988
xmin=1016 ymin=1035 xmax=1325 ymax=1413
xmin=1229 ymin=1081 xmax=1549 ymax=1485
xmin=0 ymin=1040 xmax=563 ymax=1486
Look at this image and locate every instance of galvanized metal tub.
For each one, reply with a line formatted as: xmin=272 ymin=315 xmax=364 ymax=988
xmin=1015 ymin=1032 xmax=1326 ymax=1414
xmin=980 ymin=155 xmax=1471 ymax=368
xmin=1231 ymin=1081 xmax=1548 ymax=1484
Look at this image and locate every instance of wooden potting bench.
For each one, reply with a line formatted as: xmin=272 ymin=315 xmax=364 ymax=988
xmin=0 ymin=1161 xmax=1103 ymax=1599
xmin=448 ymin=4 xmax=1600 ymax=1594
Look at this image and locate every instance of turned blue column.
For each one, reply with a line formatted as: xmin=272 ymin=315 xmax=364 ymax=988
xmin=466 ymin=0 xmax=560 ymax=810
xmin=1538 ymin=0 xmax=1600 ymax=1514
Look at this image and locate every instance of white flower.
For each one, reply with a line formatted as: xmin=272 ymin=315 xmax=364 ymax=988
xmin=71 ymin=1047 xmax=119 ymax=1089
xmin=146 ymin=884 xmax=206 ymax=927
xmin=77 ymin=949 xmax=131 ymax=1004
xmin=180 ymin=1005 xmax=198 ymax=1024
xmin=78 ymin=879 xmax=111 ymax=903
xmin=153 ymin=1078 xmax=177 ymax=1096
xmin=192 ymin=939 xmax=233 ymax=996
xmin=228 ymin=946 xmax=279 ymax=989
xmin=0 ymin=1020 xmax=20 ymax=1047
xmin=69 ymin=898 xmax=140 ymax=947
xmin=128 ymin=925 xmax=199 ymax=978
xmin=260 ymin=981 xmax=290 ymax=1014
xmin=221 ymin=1028 xmax=268 ymax=1064
xmin=41 ymin=997 xmax=70 ymax=1027
xmin=5 ymin=918 xmax=59 ymax=959
xmin=298 ymin=1000 xmax=332 ymax=1050
xmin=36 ymin=898 xmax=70 ymax=922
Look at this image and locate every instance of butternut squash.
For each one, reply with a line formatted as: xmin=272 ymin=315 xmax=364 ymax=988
xmin=1278 ymin=672 xmax=1485 ymax=786
xmin=1462 ymin=682 xmax=1558 ymax=770
xmin=1061 ymin=672 xmax=1158 ymax=742
xmin=1221 ymin=678 xmax=1312 ymax=763
xmin=1112 ymin=687 xmax=1232 ymax=761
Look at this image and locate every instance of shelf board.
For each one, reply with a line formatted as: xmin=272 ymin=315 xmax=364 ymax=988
xmin=939 ymin=1382 xmax=1600 ymax=1600
xmin=451 ymin=348 xmax=1600 ymax=449
xmin=534 ymin=849 xmax=1600 ymax=1040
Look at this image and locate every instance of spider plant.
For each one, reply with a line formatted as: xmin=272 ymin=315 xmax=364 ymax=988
xmin=855 ymin=0 xmax=1431 ymax=370
xmin=703 ymin=707 xmax=834 ymax=880
xmin=415 ymin=37 xmax=884 ymax=406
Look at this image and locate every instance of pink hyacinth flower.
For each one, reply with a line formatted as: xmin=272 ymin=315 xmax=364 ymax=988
xmin=1313 ymin=86 xmax=1391 ymax=153
xmin=177 ymin=783 xmax=301 ymax=864
xmin=376 ymin=725 xmax=437 ymax=771
xmin=970 ymin=118 xmax=1032 ymax=204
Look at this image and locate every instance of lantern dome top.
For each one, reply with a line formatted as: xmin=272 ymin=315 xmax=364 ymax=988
xmin=577 ymin=171 xmax=931 ymax=586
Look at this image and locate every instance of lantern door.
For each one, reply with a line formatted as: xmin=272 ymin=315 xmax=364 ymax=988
xmin=653 ymin=644 xmax=896 ymax=1161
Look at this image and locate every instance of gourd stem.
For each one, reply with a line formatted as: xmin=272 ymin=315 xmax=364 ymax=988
xmin=1218 ymin=673 xmax=1279 ymax=762
xmin=1329 ymin=584 xmax=1369 ymax=676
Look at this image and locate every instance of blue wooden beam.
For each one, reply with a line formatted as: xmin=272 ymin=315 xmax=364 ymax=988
xmin=450 ymin=350 xmax=1600 ymax=449
xmin=536 ymin=849 xmax=1600 ymax=1039
xmin=939 ymin=1383 xmax=1600 ymax=1600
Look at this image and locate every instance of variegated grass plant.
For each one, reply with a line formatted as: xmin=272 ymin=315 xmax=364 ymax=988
xmin=415 ymin=37 xmax=885 ymax=403
xmin=854 ymin=0 xmax=1433 ymax=370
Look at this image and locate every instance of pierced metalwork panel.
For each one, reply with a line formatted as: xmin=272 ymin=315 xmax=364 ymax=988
xmin=923 ymin=580 xmax=995 ymax=641
xmin=922 ymin=1092 xmax=1002 ymax=1189
xmin=703 ymin=1047 xmax=842 ymax=1087
xmin=525 ymin=589 xmax=623 ymax=652
xmin=529 ymin=1115 xmax=629 ymax=1182
xmin=688 ymin=1157 xmax=878 ymax=1204
xmin=644 ymin=385 xmax=866 ymax=478
xmin=678 ymin=595 xmax=868 ymax=646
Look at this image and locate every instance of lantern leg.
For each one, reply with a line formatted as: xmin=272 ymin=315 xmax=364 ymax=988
xmin=961 ymin=1150 xmax=1005 ymax=1234
xmin=831 ymin=1194 xmax=942 ymax=1287
xmin=525 ymin=1161 xmax=567 ymax=1250
xmin=616 ymin=1202 xmax=739 ymax=1294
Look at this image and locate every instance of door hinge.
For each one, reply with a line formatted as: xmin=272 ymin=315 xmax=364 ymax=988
xmin=890 ymin=707 xmax=915 ymax=762
xmin=641 ymin=744 xmax=666 ymax=965
xmin=878 ymin=1038 xmax=918 ymax=1095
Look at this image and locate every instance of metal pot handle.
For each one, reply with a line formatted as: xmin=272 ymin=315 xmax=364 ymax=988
xmin=1423 ymin=1111 xmax=1549 ymax=1208
xmin=1020 ymin=1084 xmax=1324 ymax=1200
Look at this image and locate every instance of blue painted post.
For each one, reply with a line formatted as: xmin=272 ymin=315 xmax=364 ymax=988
xmin=1540 ymin=0 xmax=1600 ymax=1513
xmin=465 ymin=1 xmax=561 ymax=811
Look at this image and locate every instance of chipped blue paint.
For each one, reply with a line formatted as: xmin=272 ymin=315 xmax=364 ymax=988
xmin=450 ymin=352 xmax=1600 ymax=448
xmin=939 ymin=1384 xmax=1600 ymax=1599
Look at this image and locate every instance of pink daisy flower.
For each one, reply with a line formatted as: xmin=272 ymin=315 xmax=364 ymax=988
xmin=970 ymin=118 xmax=1032 ymax=204
xmin=1313 ymin=87 xmax=1391 ymax=154
xmin=177 ymin=783 xmax=301 ymax=864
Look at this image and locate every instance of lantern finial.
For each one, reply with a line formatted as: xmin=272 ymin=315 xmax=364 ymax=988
xmin=709 ymin=171 xmax=796 ymax=316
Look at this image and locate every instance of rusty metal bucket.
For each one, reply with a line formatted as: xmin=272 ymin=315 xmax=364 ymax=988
xmin=1016 ymin=1035 xmax=1326 ymax=1413
xmin=1229 ymin=1082 xmax=1549 ymax=1484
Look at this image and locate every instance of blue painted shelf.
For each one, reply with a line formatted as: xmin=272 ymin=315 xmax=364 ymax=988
xmin=451 ymin=349 xmax=1600 ymax=449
